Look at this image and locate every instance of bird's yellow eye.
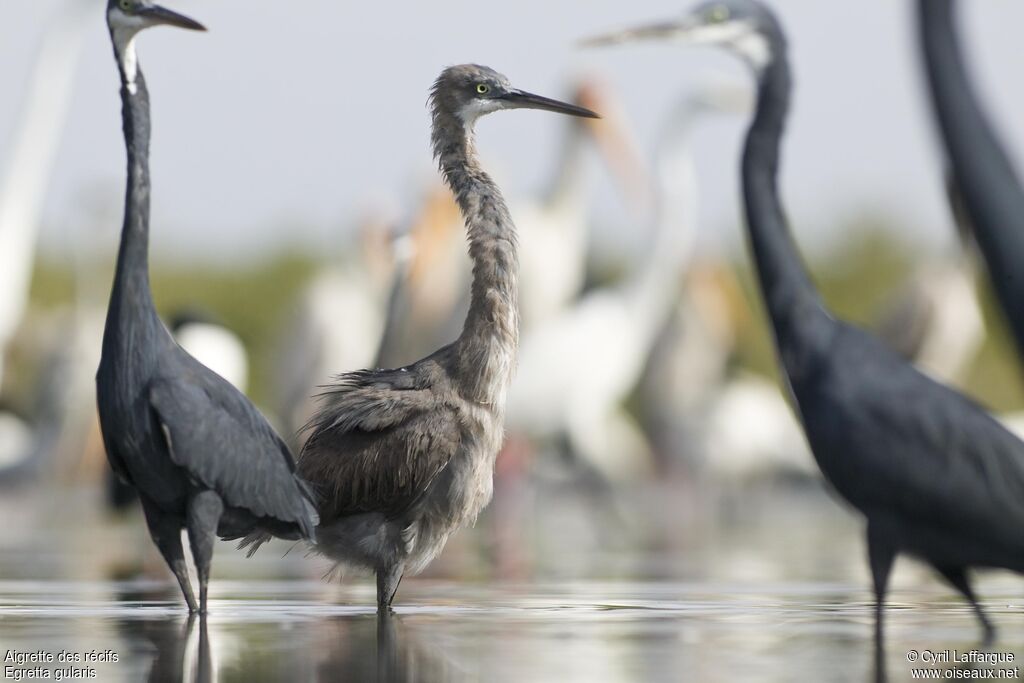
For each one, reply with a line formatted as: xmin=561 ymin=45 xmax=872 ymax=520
xmin=476 ymin=84 xmax=490 ymax=95
xmin=709 ymin=5 xmax=730 ymax=22
xmin=119 ymin=0 xmax=132 ymax=10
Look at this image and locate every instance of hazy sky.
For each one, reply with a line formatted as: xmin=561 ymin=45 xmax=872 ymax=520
xmin=3 ymin=0 xmax=1024 ymax=264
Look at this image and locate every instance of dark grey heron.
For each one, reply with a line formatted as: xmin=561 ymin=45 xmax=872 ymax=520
xmin=918 ymin=1 xmax=1024 ymax=370
xmin=243 ymin=64 xmax=598 ymax=612
xmin=97 ymin=0 xmax=317 ymax=614
xmin=587 ymin=0 xmax=1024 ymax=645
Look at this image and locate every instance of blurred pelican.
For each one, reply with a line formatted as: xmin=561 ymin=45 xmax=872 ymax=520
xmin=507 ymin=83 xmax=748 ymax=482
xmin=515 ymin=77 xmax=650 ymax=330
xmin=0 ymin=0 xmax=91 ymax=387
xmin=273 ymin=212 xmax=398 ymax=438
xmin=170 ymin=310 xmax=249 ymax=392
xmin=875 ymin=176 xmax=983 ymax=386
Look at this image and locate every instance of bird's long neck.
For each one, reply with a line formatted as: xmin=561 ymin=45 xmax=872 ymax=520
xmin=919 ymin=0 xmax=1024 ymax=360
xmin=741 ymin=51 xmax=826 ymax=362
xmin=104 ymin=33 xmax=160 ymax=348
xmin=434 ymin=116 xmax=519 ymax=407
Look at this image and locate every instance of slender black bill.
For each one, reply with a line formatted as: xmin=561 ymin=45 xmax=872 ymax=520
xmin=580 ymin=20 xmax=691 ymax=47
xmin=502 ymin=90 xmax=600 ymax=119
xmin=140 ymin=4 xmax=207 ymax=31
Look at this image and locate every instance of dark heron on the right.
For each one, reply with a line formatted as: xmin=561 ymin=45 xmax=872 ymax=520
xmin=587 ymin=0 xmax=1024 ymax=646
xmin=918 ymin=0 xmax=1024 ymax=370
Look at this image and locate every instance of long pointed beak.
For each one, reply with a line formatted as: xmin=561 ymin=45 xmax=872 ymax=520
xmin=139 ymin=4 xmax=206 ymax=31
xmin=580 ymin=19 xmax=693 ymax=47
xmin=501 ymin=90 xmax=600 ymax=119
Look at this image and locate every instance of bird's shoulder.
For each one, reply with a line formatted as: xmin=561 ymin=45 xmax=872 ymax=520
xmin=158 ymin=357 xmax=287 ymax=450
xmin=306 ymin=353 xmax=459 ymax=436
xmin=298 ymin=354 xmax=465 ymax=519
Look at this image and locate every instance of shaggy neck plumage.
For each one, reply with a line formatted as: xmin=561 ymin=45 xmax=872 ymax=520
xmin=740 ymin=38 xmax=827 ymax=371
xmin=431 ymin=107 xmax=519 ymax=407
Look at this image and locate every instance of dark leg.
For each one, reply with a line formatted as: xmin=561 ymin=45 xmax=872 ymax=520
xmin=186 ymin=491 xmax=224 ymax=615
xmin=935 ymin=566 xmax=995 ymax=646
xmin=866 ymin=526 xmax=896 ymax=657
xmin=376 ymin=563 xmax=405 ymax=613
xmin=140 ymin=498 xmax=197 ymax=613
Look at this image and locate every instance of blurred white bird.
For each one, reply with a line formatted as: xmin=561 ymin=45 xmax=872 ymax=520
xmin=876 ymin=176 xmax=983 ymax=386
xmin=514 ymin=78 xmax=650 ymax=331
xmin=272 ymin=214 xmax=398 ymax=437
xmin=171 ymin=311 xmax=250 ymax=393
xmin=0 ymin=0 xmax=90 ymax=387
xmin=507 ymin=84 xmax=749 ymax=482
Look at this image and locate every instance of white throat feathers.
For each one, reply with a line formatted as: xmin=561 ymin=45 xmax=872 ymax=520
xmin=108 ymin=9 xmax=148 ymax=95
xmin=457 ymin=99 xmax=504 ymax=127
xmin=690 ymin=21 xmax=773 ymax=74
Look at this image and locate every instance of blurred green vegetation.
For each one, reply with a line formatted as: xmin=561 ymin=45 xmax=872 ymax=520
xmin=730 ymin=221 xmax=1024 ymax=411
xmin=28 ymin=252 xmax=320 ymax=407
xmin=20 ymin=216 xmax=1024 ymax=417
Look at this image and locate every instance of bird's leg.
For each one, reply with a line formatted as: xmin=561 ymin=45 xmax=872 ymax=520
xmin=866 ymin=527 xmax=896 ymax=651
xmin=140 ymin=498 xmax=197 ymax=612
xmin=186 ymin=490 xmax=224 ymax=615
xmin=935 ymin=566 xmax=995 ymax=646
xmin=376 ymin=564 xmax=405 ymax=613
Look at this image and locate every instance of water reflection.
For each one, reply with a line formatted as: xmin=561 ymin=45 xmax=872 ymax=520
xmin=3 ymin=485 xmax=1024 ymax=681
xmin=334 ymin=611 xmax=456 ymax=683
xmin=124 ymin=615 xmax=211 ymax=683
xmin=111 ymin=603 xmax=455 ymax=681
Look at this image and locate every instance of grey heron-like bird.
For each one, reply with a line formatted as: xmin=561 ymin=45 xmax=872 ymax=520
xmin=244 ymin=65 xmax=598 ymax=611
xmin=918 ymin=0 xmax=1024 ymax=372
xmin=97 ymin=0 xmax=317 ymax=614
xmin=588 ymin=0 xmax=1024 ymax=644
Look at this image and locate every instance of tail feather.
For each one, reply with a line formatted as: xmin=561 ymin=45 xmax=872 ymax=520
xmin=237 ymin=531 xmax=273 ymax=558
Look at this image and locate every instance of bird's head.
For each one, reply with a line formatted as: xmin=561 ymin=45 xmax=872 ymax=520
xmin=430 ymin=64 xmax=599 ymax=128
xmin=583 ymin=0 xmax=782 ymax=74
xmin=106 ymin=1 xmax=204 ymax=91
xmin=106 ymin=0 xmax=205 ymax=39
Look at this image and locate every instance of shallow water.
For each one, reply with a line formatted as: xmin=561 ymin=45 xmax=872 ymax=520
xmin=2 ymin=484 xmax=1023 ymax=681
xmin=2 ymin=579 xmax=1023 ymax=682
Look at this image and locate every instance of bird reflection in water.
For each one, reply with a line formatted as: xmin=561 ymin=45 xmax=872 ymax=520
xmin=320 ymin=612 xmax=457 ymax=683
xmin=114 ymin=614 xmax=211 ymax=683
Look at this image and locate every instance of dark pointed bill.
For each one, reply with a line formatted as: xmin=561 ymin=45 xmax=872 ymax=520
xmin=501 ymin=90 xmax=600 ymax=119
xmin=140 ymin=4 xmax=207 ymax=31
xmin=580 ymin=20 xmax=691 ymax=47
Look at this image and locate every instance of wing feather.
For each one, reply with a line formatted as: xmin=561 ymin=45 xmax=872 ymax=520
xmin=299 ymin=365 xmax=461 ymax=522
xmin=149 ymin=373 xmax=317 ymax=537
